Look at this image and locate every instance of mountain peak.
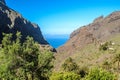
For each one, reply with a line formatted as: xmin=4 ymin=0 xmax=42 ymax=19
xmin=0 ymin=0 xmax=6 ymax=5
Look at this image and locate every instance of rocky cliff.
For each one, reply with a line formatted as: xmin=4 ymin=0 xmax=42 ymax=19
xmin=0 ymin=0 xmax=48 ymax=44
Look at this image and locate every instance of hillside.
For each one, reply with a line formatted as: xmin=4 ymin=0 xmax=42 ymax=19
xmin=55 ymin=11 xmax=120 ymax=71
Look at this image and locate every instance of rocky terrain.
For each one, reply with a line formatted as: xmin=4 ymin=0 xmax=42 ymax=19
xmin=55 ymin=11 xmax=120 ymax=71
xmin=0 ymin=0 xmax=48 ymax=44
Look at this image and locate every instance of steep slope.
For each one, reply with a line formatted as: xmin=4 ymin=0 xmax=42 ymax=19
xmin=0 ymin=0 xmax=48 ymax=44
xmin=55 ymin=11 xmax=120 ymax=71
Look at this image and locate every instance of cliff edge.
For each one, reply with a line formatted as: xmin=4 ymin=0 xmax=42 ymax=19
xmin=0 ymin=0 xmax=48 ymax=44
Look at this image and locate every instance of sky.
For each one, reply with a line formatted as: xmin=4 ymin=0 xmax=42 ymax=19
xmin=5 ymin=0 xmax=120 ymax=38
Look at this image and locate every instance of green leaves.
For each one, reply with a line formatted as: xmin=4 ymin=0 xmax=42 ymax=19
xmin=0 ymin=32 xmax=54 ymax=80
xmin=85 ymin=68 xmax=115 ymax=80
xmin=61 ymin=57 xmax=79 ymax=73
xmin=50 ymin=72 xmax=81 ymax=80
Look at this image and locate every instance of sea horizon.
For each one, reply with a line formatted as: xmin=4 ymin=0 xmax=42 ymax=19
xmin=44 ymin=34 xmax=69 ymax=48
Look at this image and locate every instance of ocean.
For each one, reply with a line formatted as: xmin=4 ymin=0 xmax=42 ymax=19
xmin=46 ymin=38 xmax=68 ymax=48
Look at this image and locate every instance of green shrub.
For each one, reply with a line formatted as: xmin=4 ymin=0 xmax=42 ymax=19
xmin=61 ymin=57 xmax=79 ymax=73
xmin=99 ymin=42 xmax=109 ymax=51
xmin=85 ymin=68 xmax=115 ymax=80
xmin=50 ymin=72 xmax=81 ymax=80
xmin=78 ymin=66 xmax=88 ymax=78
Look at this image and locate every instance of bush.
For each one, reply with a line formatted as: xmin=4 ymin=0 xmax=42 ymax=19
xmin=61 ymin=57 xmax=79 ymax=73
xmin=50 ymin=72 xmax=81 ymax=80
xmin=85 ymin=68 xmax=115 ymax=80
xmin=99 ymin=42 xmax=109 ymax=51
xmin=78 ymin=66 xmax=88 ymax=78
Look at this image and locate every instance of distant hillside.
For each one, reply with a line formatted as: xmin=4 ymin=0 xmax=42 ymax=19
xmin=55 ymin=11 xmax=120 ymax=71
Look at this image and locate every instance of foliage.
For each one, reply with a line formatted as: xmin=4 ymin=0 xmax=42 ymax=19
xmin=78 ymin=66 xmax=88 ymax=78
xmin=99 ymin=42 xmax=109 ymax=51
xmin=113 ymin=53 xmax=120 ymax=71
xmin=61 ymin=57 xmax=79 ymax=73
xmin=50 ymin=72 xmax=81 ymax=80
xmin=0 ymin=32 xmax=54 ymax=80
xmin=102 ymin=60 xmax=111 ymax=70
xmin=85 ymin=67 xmax=115 ymax=80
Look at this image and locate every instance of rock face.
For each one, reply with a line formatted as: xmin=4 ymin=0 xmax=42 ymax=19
xmin=0 ymin=0 xmax=6 ymax=5
xmin=57 ymin=11 xmax=120 ymax=54
xmin=0 ymin=0 xmax=48 ymax=44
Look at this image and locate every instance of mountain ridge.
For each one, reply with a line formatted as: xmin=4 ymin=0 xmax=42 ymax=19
xmin=0 ymin=0 xmax=48 ymax=44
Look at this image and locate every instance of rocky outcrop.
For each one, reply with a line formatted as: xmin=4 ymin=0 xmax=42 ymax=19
xmin=0 ymin=0 xmax=48 ymax=44
xmin=57 ymin=11 xmax=120 ymax=54
xmin=93 ymin=15 xmax=104 ymax=23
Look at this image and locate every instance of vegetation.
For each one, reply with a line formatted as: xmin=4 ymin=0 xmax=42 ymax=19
xmin=0 ymin=32 xmax=120 ymax=80
xmin=85 ymin=68 xmax=115 ymax=80
xmin=0 ymin=32 xmax=54 ymax=80
xmin=99 ymin=42 xmax=109 ymax=51
xmin=50 ymin=72 xmax=81 ymax=80
xmin=113 ymin=53 xmax=120 ymax=71
xmin=54 ymin=35 xmax=120 ymax=79
xmin=61 ymin=57 xmax=79 ymax=73
xmin=102 ymin=60 xmax=111 ymax=70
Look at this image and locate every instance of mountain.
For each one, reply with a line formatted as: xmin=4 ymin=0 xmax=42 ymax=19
xmin=58 ymin=11 xmax=120 ymax=54
xmin=55 ymin=11 xmax=120 ymax=71
xmin=0 ymin=0 xmax=48 ymax=45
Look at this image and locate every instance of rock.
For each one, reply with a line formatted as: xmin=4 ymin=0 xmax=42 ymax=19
xmin=93 ymin=15 xmax=104 ymax=23
xmin=50 ymin=48 xmax=57 ymax=52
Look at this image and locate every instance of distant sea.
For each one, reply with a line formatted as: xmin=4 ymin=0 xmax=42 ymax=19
xmin=46 ymin=38 xmax=68 ymax=48
xmin=44 ymin=34 xmax=69 ymax=48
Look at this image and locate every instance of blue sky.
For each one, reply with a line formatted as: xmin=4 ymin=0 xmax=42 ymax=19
xmin=6 ymin=0 xmax=120 ymax=37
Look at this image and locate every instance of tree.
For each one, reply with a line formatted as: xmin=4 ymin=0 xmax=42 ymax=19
xmin=0 ymin=32 xmax=23 ymax=79
xmin=0 ymin=32 xmax=54 ymax=80
xmin=61 ymin=57 xmax=79 ymax=73
xmin=85 ymin=68 xmax=115 ymax=80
